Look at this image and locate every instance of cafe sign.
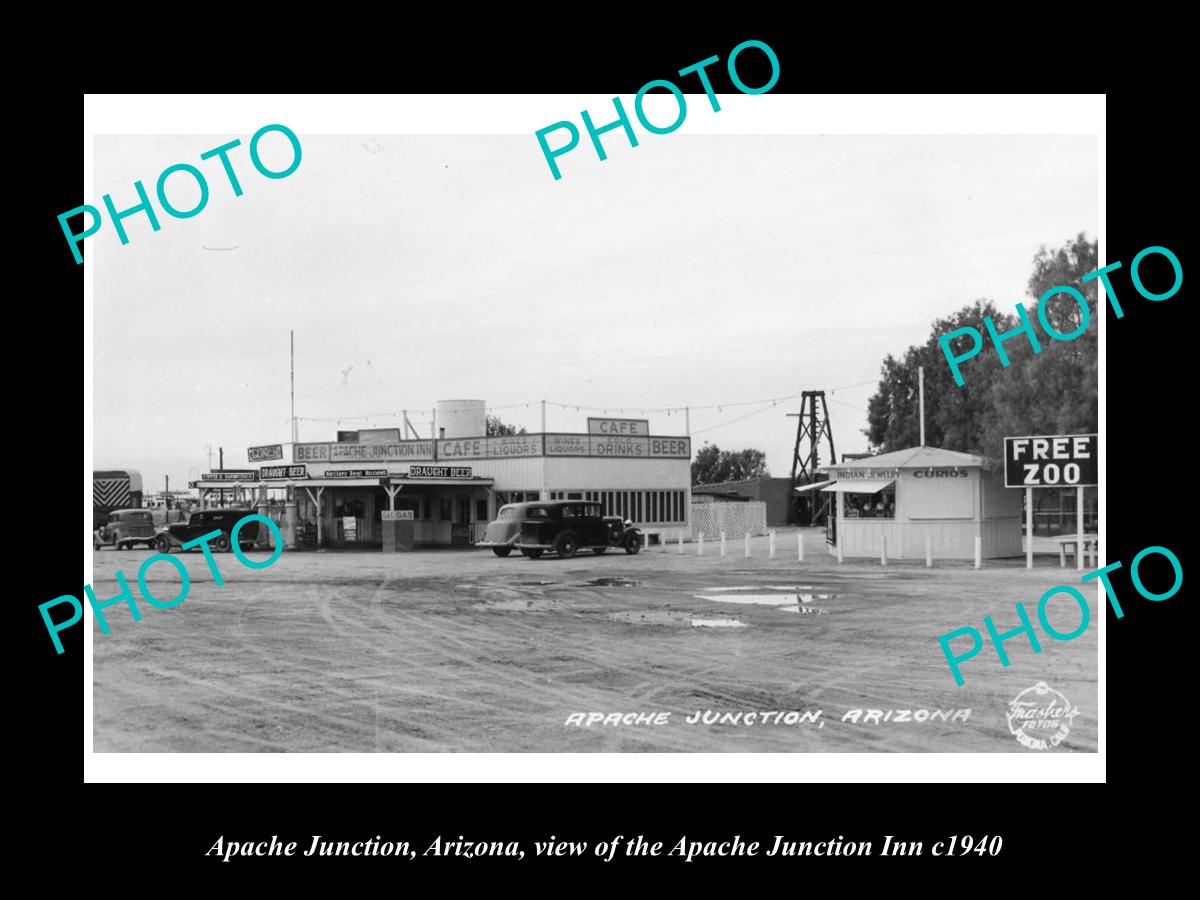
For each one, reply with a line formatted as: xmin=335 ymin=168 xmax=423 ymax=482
xmin=587 ymin=417 xmax=649 ymax=436
xmin=436 ymin=435 xmax=543 ymax=460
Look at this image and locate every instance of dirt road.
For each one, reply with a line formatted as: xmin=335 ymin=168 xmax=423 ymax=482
xmin=91 ymin=529 xmax=1097 ymax=752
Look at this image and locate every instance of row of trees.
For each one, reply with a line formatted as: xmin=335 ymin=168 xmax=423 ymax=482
xmin=865 ymin=233 xmax=1098 ymax=464
xmin=691 ymin=443 xmax=769 ymax=485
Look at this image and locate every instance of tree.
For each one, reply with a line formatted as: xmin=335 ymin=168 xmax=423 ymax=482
xmin=486 ymin=414 xmax=526 ymax=436
xmin=691 ymin=443 xmax=769 ymax=485
xmin=864 ymin=234 xmax=1098 ymax=465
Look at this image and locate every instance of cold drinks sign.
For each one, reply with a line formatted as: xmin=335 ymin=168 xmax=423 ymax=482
xmin=1004 ymin=434 xmax=1097 ymax=488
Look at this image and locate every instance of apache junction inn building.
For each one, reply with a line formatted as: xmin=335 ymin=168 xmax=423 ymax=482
xmin=195 ymin=401 xmax=692 ymax=549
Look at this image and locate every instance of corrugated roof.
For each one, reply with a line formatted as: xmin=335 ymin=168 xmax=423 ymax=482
xmin=825 ymin=446 xmax=986 ymax=470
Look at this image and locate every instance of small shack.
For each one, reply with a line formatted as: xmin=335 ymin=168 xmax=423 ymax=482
xmin=819 ymin=446 xmax=1021 ymax=561
xmin=691 ymin=477 xmax=795 ymax=525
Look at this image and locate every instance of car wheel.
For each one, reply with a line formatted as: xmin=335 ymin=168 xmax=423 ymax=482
xmin=625 ymin=534 xmax=642 ymax=555
xmin=555 ymin=533 xmax=577 ymax=560
xmin=521 ymin=548 xmax=544 ymax=560
xmin=492 ymin=546 xmax=513 ymax=557
xmin=214 ymin=534 xmax=231 ymax=552
xmin=592 ymin=547 xmax=607 ymax=555
xmin=116 ymin=541 xmax=127 ymax=551
xmin=155 ymin=535 xmax=171 ymax=553
xmin=94 ymin=539 xmax=102 ymax=551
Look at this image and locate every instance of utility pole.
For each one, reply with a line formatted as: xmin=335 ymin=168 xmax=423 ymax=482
xmin=787 ymin=391 xmax=837 ymax=525
xmin=291 ymin=329 xmax=298 ymax=444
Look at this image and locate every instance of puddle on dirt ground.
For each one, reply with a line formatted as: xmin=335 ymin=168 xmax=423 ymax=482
xmin=478 ymin=598 xmax=558 ymax=611
xmin=693 ymin=589 xmax=841 ymax=618
xmin=607 ymin=610 xmax=747 ymax=628
xmin=584 ymin=577 xmax=641 ymax=587
xmin=701 ymin=585 xmax=816 ymax=592
xmin=693 ymin=592 xmax=838 ymax=605
xmin=516 ymin=580 xmax=557 ymax=586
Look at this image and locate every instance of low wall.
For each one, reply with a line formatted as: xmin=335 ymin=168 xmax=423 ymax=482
xmin=689 ymin=501 xmax=768 ymax=540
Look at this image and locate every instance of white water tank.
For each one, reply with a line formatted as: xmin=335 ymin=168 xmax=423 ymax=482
xmin=436 ymin=399 xmax=487 ymax=438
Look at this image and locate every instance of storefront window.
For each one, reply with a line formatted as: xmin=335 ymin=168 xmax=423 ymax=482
xmin=334 ymin=497 xmax=365 ymax=519
xmin=845 ymin=491 xmax=895 ymax=519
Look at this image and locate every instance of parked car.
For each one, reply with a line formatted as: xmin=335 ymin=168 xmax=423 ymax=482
xmin=513 ymin=501 xmax=643 ymax=559
xmin=477 ymin=502 xmax=539 ymax=556
xmin=93 ymin=508 xmax=157 ymax=550
xmin=154 ymin=507 xmax=261 ymax=554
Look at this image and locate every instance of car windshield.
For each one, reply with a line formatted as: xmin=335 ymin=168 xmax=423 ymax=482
xmin=525 ymin=507 xmax=551 ymax=518
xmin=129 ymin=512 xmax=153 ymax=521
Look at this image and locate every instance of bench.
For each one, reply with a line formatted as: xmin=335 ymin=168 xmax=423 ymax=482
xmin=1058 ymin=534 xmax=1098 ymax=568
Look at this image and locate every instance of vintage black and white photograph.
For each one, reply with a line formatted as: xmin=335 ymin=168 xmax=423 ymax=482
xmin=88 ymin=122 xmax=1099 ymax=756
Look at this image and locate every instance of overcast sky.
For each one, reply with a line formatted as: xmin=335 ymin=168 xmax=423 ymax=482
xmin=93 ymin=133 xmax=1097 ymax=491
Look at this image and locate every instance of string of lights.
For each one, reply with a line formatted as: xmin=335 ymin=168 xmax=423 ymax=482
xmin=281 ymin=379 xmax=879 ymax=427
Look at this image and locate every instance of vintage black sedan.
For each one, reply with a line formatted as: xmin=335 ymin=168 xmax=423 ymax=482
xmin=476 ymin=502 xmax=537 ymax=557
xmin=513 ymin=501 xmax=642 ymax=559
xmin=93 ymin=508 xmax=157 ymax=550
xmin=154 ymin=507 xmax=261 ymax=553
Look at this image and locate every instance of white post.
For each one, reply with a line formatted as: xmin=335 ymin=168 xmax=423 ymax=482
xmin=836 ymin=489 xmax=845 ymax=563
xmin=974 ymin=535 xmax=982 ymax=570
xmin=918 ymin=365 xmax=926 ymax=446
xmin=881 ymin=535 xmax=887 ymax=566
xmin=925 ymin=533 xmax=932 ymax=568
xmin=769 ymin=531 xmax=776 ymax=559
xmin=678 ymin=534 xmax=684 ymax=555
xmin=797 ymin=532 xmax=804 ymax=561
xmin=720 ymin=532 xmax=727 ymax=557
xmin=1076 ymin=485 xmax=1085 ymax=572
xmin=744 ymin=532 xmax=751 ymax=558
xmin=1026 ymin=486 xmax=1034 ymax=570
xmin=698 ymin=533 xmax=705 ymax=556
